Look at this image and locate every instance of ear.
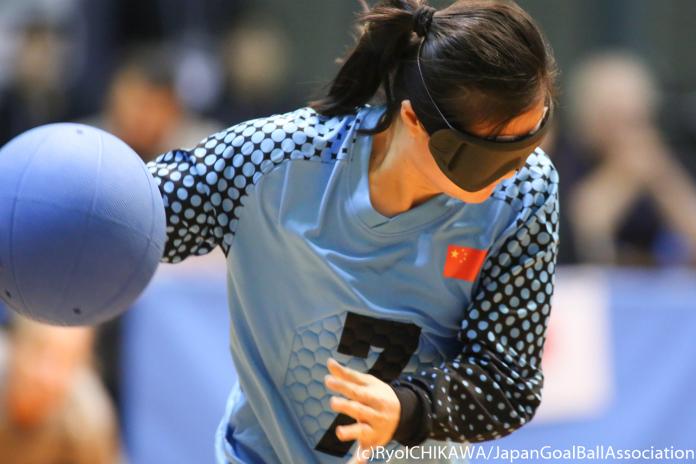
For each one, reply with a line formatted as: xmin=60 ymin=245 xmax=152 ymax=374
xmin=400 ymin=100 xmax=429 ymax=140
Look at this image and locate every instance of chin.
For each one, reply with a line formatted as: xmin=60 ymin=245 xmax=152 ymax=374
xmin=448 ymin=184 xmax=497 ymax=204
xmin=459 ymin=193 xmax=494 ymax=204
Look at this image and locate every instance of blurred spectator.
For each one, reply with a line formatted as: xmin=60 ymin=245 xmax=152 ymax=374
xmin=89 ymin=45 xmax=221 ymax=161
xmin=73 ymin=0 xmax=249 ymax=116
xmin=83 ymin=45 xmax=223 ymax=413
xmin=0 ymin=21 xmax=74 ymax=145
xmin=212 ymin=16 xmax=295 ymax=124
xmin=0 ymin=316 xmax=120 ymax=464
xmin=0 ymin=0 xmax=79 ymax=89
xmin=554 ymin=52 xmax=696 ymax=266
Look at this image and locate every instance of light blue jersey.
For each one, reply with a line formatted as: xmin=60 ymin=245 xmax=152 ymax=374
xmin=147 ymin=105 xmax=559 ymax=463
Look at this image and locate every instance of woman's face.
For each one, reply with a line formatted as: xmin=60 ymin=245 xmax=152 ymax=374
xmin=401 ymin=99 xmax=548 ymax=204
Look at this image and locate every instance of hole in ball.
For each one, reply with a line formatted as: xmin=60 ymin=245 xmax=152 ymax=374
xmin=73 ymin=307 xmax=82 ymax=315
xmin=4 ymin=290 xmax=11 ymax=299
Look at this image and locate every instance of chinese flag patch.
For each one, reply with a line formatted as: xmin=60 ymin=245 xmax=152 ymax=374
xmin=443 ymin=245 xmax=488 ymax=282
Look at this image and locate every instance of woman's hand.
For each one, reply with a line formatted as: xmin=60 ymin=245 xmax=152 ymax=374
xmin=324 ymin=358 xmax=401 ymax=463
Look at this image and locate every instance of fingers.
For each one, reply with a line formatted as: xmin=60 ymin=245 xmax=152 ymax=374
xmin=325 ymin=374 xmax=362 ymax=400
xmin=330 ymin=396 xmax=378 ymax=424
xmin=325 ymin=374 xmax=379 ymax=408
xmin=327 ymin=358 xmax=371 ymax=385
xmin=336 ymin=422 xmax=373 ymax=443
xmin=324 ymin=358 xmax=398 ymax=453
xmin=326 ymin=358 xmax=383 ymax=408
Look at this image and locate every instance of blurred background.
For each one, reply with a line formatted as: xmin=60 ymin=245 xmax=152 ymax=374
xmin=0 ymin=0 xmax=694 ymax=463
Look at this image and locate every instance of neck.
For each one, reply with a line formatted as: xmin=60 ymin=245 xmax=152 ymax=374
xmin=368 ymin=125 xmax=440 ymax=217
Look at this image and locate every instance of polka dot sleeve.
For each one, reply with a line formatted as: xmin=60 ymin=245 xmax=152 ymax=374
xmin=147 ymin=140 xmax=224 ymax=263
xmin=392 ymin=171 xmax=560 ymax=445
xmin=146 ymin=107 xmax=356 ymax=264
xmin=146 ymin=118 xmax=267 ymax=264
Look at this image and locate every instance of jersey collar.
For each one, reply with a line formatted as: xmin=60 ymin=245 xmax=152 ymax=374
xmin=345 ymin=105 xmax=457 ymax=235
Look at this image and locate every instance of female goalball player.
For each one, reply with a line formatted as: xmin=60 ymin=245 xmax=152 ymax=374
xmin=147 ymin=0 xmax=558 ymax=462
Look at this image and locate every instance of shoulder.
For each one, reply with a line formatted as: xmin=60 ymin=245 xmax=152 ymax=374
xmin=197 ymin=106 xmax=365 ymax=170
xmin=490 ymin=147 xmax=559 ymax=226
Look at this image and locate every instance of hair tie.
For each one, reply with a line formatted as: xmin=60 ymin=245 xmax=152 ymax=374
xmin=413 ymin=5 xmax=436 ymax=38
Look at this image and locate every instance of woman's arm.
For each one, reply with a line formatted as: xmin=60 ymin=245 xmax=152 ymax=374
xmin=392 ymin=187 xmax=559 ymax=445
xmin=147 ymin=143 xmax=223 ymax=263
xmin=324 ymin=170 xmax=560 ymax=449
xmin=146 ymin=130 xmax=239 ymax=263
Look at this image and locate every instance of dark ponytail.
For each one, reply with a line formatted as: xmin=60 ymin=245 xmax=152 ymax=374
xmin=310 ymin=0 xmax=558 ymax=136
xmin=310 ymin=0 xmax=424 ymax=130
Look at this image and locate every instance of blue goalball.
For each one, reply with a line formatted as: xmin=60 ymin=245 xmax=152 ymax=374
xmin=0 ymin=123 xmax=166 ymax=326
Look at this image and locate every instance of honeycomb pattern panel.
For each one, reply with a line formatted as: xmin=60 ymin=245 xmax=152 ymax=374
xmin=282 ymin=311 xmax=446 ymax=459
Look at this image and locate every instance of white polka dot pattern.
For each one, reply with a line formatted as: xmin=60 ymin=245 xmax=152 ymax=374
xmin=393 ymin=148 xmax=560 ymax=444
xmin=146 ymin=108 xmax=361 ymax=263
xmin=147 ymin=105 xmax=560 ymax=446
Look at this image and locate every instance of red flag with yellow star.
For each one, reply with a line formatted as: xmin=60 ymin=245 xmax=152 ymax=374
xmin=443 ymin=245 xmax=488 ymax=282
